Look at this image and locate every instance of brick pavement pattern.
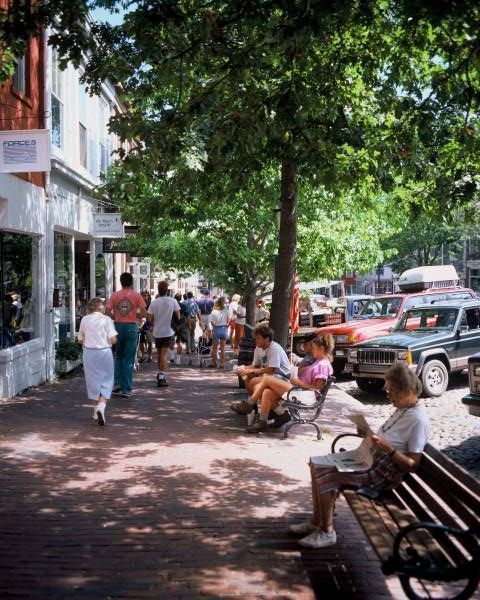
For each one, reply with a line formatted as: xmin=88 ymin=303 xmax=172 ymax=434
xmin=0 ymin=363 xmax=409 ymax=599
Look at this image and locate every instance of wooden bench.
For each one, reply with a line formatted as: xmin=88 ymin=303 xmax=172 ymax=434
xmin=281 ymin=376 xmax=335 ymax=440
xmin=331 ymin=435 xmax=480 ymax=600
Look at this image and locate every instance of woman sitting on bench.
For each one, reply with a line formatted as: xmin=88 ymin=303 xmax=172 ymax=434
xmin=246 ymin=333 xmax=334 ymax=434
xmin=290 ymin=363 xmax=431 ymax=549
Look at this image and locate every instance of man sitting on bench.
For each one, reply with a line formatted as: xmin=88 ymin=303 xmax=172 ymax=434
xmin=230 ymin=324 xmax=291 ymax=421
xmin=289 ymin=363 xmax=430 ymax=549
xmin=245 ymin=333 xmax=334 ymax=433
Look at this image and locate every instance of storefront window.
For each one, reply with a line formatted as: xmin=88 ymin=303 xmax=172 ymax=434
xmin=95 ymin=242 xmax=106 ymax=299
xmin=74 ymin=240 xmax=90 ymax=331
xmin=54 ymin=232 xmax=72 ymax=342
xmin=0 ymin=232 xmax=38 ymax=348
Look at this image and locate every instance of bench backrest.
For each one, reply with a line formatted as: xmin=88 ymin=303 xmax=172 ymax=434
xmin=395 ymin=443 xmax=480 ymax=562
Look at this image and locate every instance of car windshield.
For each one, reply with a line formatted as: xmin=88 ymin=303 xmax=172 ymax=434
xmin=395 ymin=307 xmax=459 ymax=332
xmin=358 ymin=297 xmax=403 ymax=319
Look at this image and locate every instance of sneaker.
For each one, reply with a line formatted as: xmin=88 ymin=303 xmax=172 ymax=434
xmin=246 ymin=420 xmax=267 ymax=433
xmin=121 ymin=391 xmax=131 ymax=398
xmin=298 ymin=529 xmax=337 ymax=549
xmin=289 ymin=519 xmax=317 ymax=535
xmin=230 ymin=400 xmax=254 ymax=415
xmin=93 ymin=407 xmax=98 ymax=421
xmin=96 ymin=403 xmax=106 ymax=426
xmin=112 ymin=385 xmax=122 ymax=395
xmin=271 ymin=411 xmax=291 ymax=429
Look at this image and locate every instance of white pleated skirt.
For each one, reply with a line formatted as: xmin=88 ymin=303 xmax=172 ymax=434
xmin=83 ymin=347 xmax=114 ymax=401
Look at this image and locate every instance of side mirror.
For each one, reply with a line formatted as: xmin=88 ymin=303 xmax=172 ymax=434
xmin=459 ymin=325 xmax=469 ymax=335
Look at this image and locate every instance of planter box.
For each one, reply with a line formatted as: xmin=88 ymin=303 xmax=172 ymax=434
xmin=55 ymin=358 xmax=82 ymax=374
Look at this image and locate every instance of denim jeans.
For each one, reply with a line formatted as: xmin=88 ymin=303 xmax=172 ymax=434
xmin=114 ymin=323 xmax=139 ymax=393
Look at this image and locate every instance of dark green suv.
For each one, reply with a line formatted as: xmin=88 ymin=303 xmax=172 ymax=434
xmin=347 ymin=300 xmax=480 ymax=397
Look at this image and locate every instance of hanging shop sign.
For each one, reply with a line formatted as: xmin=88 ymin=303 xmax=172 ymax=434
xmin=0 ymin=129 xmax=50 ymax=173
xmin=93 ymin=213 xmax=124 ymax=237
xmin=103 ymin=238 xmax=134 ymax=253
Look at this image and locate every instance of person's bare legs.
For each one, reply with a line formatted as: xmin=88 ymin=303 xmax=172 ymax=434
xmin=219 ymin=339 xmax=226 ymax=367
xmin=251 ymin=374 xmax=292 ymax=402
xmin=310 ymin=462 xmax=336 ymax=533
xmin=158 ymin=346 xmax=169 ymax=372
xmin=244 ymin=375 xmax=263 ymax=397
xmin=210 ymin=339 xmax=218 ymax=367
xmin=95 ymin=393 xmax=107 ymax=425
xmin=259 ymin=388 xmax=280 ymax=417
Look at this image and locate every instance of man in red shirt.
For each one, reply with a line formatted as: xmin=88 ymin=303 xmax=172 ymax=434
xmin=106 ymin=272 xmax=146 ymax=397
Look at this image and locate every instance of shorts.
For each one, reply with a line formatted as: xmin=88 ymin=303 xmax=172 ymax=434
xmin=212 ymin=325 xmax=228 ymax=341
xmin=140 ymin=329 xmax=153 ymax=344
xmin=274 ymin=372 xmax=291 ymax=382
xmin=155 ymin=335 xmax=174 ymax=349
xmin=200 ymin=314 xmax=211 ymax=330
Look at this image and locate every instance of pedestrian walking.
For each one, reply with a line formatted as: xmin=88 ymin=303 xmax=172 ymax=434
xmin=197 ymin=289 xmax=214 ymax=339
xmin=173 ymin=293 xmax=189 ymax=355
xmin=78 ymin=297 xmax=117 ymax=426
xmin=148 ymin=281 xmax=181 ymax=387
xmin=233 ymin=296 xmax=246 ymax=357
xmin=184 ymin=291 xmax=201 ymax=353
xmin=139 ymin=290 xmax=153 ymax=362
xmin=209 ymin=296 xmax=230 ymax=368
xmin=228 ymin=293 xmax=240 ymax=353
xmin=106 ymin=272 xmax=147 ymax=397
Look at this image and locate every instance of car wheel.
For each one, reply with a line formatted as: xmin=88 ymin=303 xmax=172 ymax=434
xmin=355 ymin=378 xmax=385 ymax=393
xmin=421 ymin=359 xmax=449 ymax=397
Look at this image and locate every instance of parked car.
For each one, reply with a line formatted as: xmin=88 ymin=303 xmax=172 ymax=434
xmin=347 ymin=300 xmax=480 ymax=396
xmin=461 ymin=353 xmax=480 ymax=416
xmin=293 ymin=287 xmax=476 ymax=375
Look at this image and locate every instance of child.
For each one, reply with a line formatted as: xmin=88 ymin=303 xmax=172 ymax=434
xmin=78 ymin=297 xmax=117 ymax=426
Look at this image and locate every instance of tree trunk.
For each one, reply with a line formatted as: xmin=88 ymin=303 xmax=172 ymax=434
xmin=270 ymin=157 xmax=297 ymax=347
xmin=244 ymin=281 xmax=257 ymax=339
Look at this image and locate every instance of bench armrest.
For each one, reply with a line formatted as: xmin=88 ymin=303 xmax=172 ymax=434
xmin=283 ymin=386 xmax=323 ymax=408
xmin=331 ymin=433 xmax=363 ymax=454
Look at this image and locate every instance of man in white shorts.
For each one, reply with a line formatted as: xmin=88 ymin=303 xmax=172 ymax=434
xmin=231 ymin=324 xmax=291 ymax=415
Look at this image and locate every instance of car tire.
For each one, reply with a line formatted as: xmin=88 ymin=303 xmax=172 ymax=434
xmin=420 ymin=359 xmax=449 ymax=397
xmin=355 ymin=378 xmax=385 ymax=393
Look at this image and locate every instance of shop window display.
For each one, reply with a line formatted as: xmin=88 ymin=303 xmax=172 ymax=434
xmin=54 ymin=232 xmax=72 ymax=342
xmin=0 ymin=232 xmax=38 ymax=348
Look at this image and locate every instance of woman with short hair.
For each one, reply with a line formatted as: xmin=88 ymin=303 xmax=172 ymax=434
xmin=290 ymin=363 xmax=430 ymax=548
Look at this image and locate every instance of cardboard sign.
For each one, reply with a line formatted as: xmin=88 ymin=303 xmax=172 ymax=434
xmin=0 ymin=129 xmax=50 ymax=173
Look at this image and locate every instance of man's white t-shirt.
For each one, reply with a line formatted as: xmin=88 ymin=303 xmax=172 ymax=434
xmin=253 ymin=340 xmax=291 ymax=379
xmin=78 ymin=312 xmax=118 ymax=349
xmin=148 ymin=296 xmax=180 ymax=338
xmin=379 ymin=403 xmax=431 ymax=454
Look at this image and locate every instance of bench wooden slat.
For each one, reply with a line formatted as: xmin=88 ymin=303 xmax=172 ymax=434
xmin=379 ymin=490 xmax=453 ymax=569
xmin=394 ymin=485 xmax=468 ymax=566
xmin=424 ymin=444 xmax=480 ymax=499
xmin=408 ymin=467 xmax=480 ymax=532
xmin=403 ymin=476 xmax=479 ymax=558
xmin=416 ymin=454 xmax=480 ymax=516
xmin=343 ymin=491 xmax=396 ymax=562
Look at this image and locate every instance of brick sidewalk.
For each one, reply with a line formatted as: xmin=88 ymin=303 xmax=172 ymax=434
xmin=0 ymin=363 xmax=406 ymax=599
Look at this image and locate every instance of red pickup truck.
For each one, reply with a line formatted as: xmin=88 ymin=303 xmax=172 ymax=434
xmin=294 ymin=287 xmax=476 ymax=375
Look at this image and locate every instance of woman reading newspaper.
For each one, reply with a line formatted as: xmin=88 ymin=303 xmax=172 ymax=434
xmin=290 ymin=363 xmax=431 ymax=549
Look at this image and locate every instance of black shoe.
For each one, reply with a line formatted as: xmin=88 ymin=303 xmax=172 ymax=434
xmin=271 ymin=411 xmax=291 ymax=429
xmin=112 ymin=385 xmax=122 ymax=395
xmin=157 ymin=375 xmax=168 ymax=387
xmin=121 ymin=391 xmax=131 ymax=398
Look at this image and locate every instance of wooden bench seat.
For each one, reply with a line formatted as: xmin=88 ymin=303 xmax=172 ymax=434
xmin=332 ymin=435 xmax=480 ymax=600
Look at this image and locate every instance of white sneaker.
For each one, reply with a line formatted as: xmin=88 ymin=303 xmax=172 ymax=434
xmin=288 ymin=520 xmax=317 ymax=535
xmin=298 ymin=529 xmax=337 ymax=549
xmin=93 ymin=406 xmax=98 ymax=420
xmin=96 ymin=403 xmax=106 ymax=426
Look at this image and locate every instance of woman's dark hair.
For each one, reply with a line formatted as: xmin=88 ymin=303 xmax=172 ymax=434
xmin=157 ymin=281 xmax=169 ymax=296
xmin=385 ymin=363 xmax=422 ymax=396
xmin=215 ymin=296 xmax=226 ymax=310
xmin=120 ymin=272 xmax=133 ymax=287
xmin=254 ymin=324 xmax=274 ymax=341
xmin=312 ymin=333 xmax=335 ymax=361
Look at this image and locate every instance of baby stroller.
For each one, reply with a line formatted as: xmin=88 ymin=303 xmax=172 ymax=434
xmin=197 ymin=333 xmax=213 ymax=367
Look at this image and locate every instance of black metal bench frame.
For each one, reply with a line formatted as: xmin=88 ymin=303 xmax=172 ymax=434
xmin=331 ymin=433 xmax=480 ymax=600
xmin=281 ymin=376 xmax=335 ymax=440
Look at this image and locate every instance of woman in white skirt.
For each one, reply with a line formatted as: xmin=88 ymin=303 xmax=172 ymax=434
xmin=78 ymin=297 xmax=117 ymax=426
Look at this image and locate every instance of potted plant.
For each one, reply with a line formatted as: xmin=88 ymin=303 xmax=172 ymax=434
xmin=55 ymin=338 xmax=82 ymax=374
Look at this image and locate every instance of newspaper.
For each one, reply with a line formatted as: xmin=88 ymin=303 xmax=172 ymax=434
xmin=310 ymin=411 xmax=375 ymax=472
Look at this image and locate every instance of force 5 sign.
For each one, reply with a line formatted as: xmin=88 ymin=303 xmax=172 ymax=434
xmin=0 ymin=129 xmax=50 ymax=173
xmin=93 ymin=213 xmax=124 ymax=237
